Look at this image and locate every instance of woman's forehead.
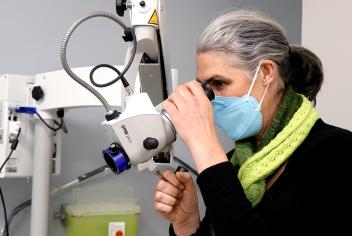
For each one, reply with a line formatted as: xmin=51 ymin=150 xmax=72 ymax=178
xmin=196 ymin=53 xmax=249 ymax=81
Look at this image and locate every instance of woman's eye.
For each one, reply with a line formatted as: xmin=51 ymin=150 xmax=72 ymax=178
xmin=212 ymin=80 xmax=226 ymax=89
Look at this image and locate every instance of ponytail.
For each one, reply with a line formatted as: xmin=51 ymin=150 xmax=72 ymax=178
xmin=287 ymin=45 xmax=324 ymax=102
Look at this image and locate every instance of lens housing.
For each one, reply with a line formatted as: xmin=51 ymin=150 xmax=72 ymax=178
xmin=102 ymin=142 xmax=131 ymax=174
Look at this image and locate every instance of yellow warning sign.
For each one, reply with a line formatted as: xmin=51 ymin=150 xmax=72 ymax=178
xmin=148 ymin=9 xmax=158 ymax=25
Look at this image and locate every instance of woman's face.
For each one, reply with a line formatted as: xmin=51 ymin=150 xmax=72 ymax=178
xmin=196 ymin=51 xmax=284 ymax=141
xmin=196 ymin=52 xmax=253 ymax=97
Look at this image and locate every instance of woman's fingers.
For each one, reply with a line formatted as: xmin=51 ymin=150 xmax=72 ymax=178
xmin=164 ymin=84 xmax=197 ymax=112
xmin=154 ymin=201 xmax=173 ymax=213
xmin=154 ymin=176 xmax=181 ymax=214
xmin=155 ymin=178 xmax=180 ymax=198
xmin=155 ymin=191 xmax=178 ymax=207
xmin=167 ymin=85 xmax=188 ymax=110
xmin=162 ymin=170 xmax=185 ymax=191
xmin=175 ymin=85 xmax=194 ymax=102
xmin=175 ymin=172 xmax=194 ymax=191
xmin=185 ymin=80 xmax=209 ymax=101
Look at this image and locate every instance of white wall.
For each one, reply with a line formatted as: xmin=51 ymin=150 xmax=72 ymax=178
xmin=0 ymin=0 xmax=302 ymax=235
xmin=302 ymin=0 xmax=352 ymax=131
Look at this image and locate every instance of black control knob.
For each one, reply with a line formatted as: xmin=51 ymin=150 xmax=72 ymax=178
xmin=139 ymin=1 xmax=146 ymax=7
xmin=143 ymin=137 xmax=159 ymax=150
xmin=32 ymin=86 xmax=44 ymax=101
xmin=109 ymin=142 xmax=120 ymax=154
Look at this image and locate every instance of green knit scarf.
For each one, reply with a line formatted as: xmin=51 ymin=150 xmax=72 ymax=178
xmin=231 ymin=87 xmax=318 ymax=206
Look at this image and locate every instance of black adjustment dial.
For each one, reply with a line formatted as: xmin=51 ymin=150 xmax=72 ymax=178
xmin=143 ymin=137 xmax=159 ymax=150
xmin=32 ymin=86 xmax=44 ymax=101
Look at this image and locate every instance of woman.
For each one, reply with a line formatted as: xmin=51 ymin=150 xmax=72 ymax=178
xmin=154 ymin=10 xmax=352 ymax=235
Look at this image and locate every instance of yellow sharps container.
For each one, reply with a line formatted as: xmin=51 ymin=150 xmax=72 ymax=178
xmin=64 ymin=187 xmax=141 ymax=236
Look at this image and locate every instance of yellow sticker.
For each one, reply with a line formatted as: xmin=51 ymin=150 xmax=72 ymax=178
xmin=148 ymin=9 xmax=158 ymax=25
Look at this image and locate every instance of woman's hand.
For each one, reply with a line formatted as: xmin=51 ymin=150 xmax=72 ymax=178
xmin=163 ymin=80 xmax=228 ymax=172
xmin=154 ymin=170 xmax=200 ymax=235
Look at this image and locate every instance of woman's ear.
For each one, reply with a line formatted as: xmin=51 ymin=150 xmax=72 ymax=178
xmin=260 ymin=60 xmax=277 ymax=86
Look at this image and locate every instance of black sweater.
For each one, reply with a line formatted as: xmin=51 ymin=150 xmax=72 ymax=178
xmin=170 ymin=119 xmax=352 ymax=235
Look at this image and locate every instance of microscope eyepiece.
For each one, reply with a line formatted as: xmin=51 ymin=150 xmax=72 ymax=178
xmin=196 ymin=79 xmax=215 ymax=101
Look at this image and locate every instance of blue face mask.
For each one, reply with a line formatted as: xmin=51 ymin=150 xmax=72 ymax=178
xmin=211 ymin=64 xmax=269 ymax=141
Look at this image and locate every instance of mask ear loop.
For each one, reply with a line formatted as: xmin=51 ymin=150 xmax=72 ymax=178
xmin=245 ymin=63 xmax=262 ymax=101
xmin=245 ymin=62 xmax=270 ymax=111
xmin=256 ymin=83 xmax=270 ymax=111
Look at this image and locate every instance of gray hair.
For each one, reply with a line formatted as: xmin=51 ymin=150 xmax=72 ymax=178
xmin=197 ymin=10 xmax=324 ymax=102
xmin=197 ymin=10 xmax=290 ymax=76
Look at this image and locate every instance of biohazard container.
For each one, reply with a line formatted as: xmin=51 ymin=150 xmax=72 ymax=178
xmin=64 ymin=187 xmax=141 ymax=236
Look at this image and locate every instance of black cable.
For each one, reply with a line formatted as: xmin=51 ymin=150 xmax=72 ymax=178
xmin=0 ymin=128 xmax=21 ymax=236
xmin=2 ymin=199 xmax=31 ymax=236
xmin=89 ymin=64 xmax=130 ymax=88
xmin=61 ymin=12 xmax=137 ymax=113
xmin=0 ymin=128 xmax=21 ymax=173
xmin=34 ymin=112 xmax=63 ymax=132
xmin=0 ymin=151 xmax=13 ymax=174
xmin=0 ymin=187 xmax=9 ymax=236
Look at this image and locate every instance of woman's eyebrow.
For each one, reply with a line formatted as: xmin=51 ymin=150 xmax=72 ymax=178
xmin=201 ymin=75 xmax=231 ymax=84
